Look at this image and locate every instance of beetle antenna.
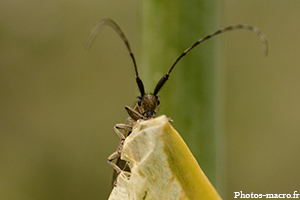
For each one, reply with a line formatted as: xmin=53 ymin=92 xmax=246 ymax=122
xmin=153 ymin=25 xmax=268 ymax=95
xmin=86 ymin=18 xmax=145 ymax=96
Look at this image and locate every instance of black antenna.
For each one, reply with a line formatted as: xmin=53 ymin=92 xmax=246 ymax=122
xmin=153 ymin=24 xmax=268 ymax=95
xmin=86 ymin=18 xmax=145 ymax=96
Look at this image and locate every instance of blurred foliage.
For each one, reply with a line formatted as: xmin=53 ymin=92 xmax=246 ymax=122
xmin=140 ymin=0 xmax=220 ymax=187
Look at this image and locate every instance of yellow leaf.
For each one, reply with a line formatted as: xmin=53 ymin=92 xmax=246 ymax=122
xmin=108 ymin=115 xmax=222 ymax=200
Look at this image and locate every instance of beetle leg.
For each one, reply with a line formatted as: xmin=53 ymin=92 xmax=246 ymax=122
xmin=115 ymin=123 xmax=132 ymax=131
xmin=113 ymin=124 xmax=126 ymax=140
xmin=108 ymin=151 xmax=122 ymax=174
xmin=125 ymin=106 xmax=146 ymax=120
xmin=108 ymin=124 xmax=132 ymax=173
xmin=108 ymin=121 xmax=133 ymax=186
xmin=107 ymin=151 xmax=122 ymax=187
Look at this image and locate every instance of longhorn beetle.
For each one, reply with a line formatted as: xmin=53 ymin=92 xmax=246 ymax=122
xmin=86 ymin=18 xmax=268 ymax=186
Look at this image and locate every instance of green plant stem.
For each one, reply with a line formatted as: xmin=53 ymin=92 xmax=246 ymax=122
xmin=139 ymin=1 xmax=222 ymax=187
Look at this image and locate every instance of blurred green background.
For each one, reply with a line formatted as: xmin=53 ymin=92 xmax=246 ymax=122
xmin=1 ymin=0 xmax=299 ymax=199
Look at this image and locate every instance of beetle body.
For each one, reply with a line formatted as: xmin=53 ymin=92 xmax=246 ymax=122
xmin=86 ymin=18 xmax=268 ymax=186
